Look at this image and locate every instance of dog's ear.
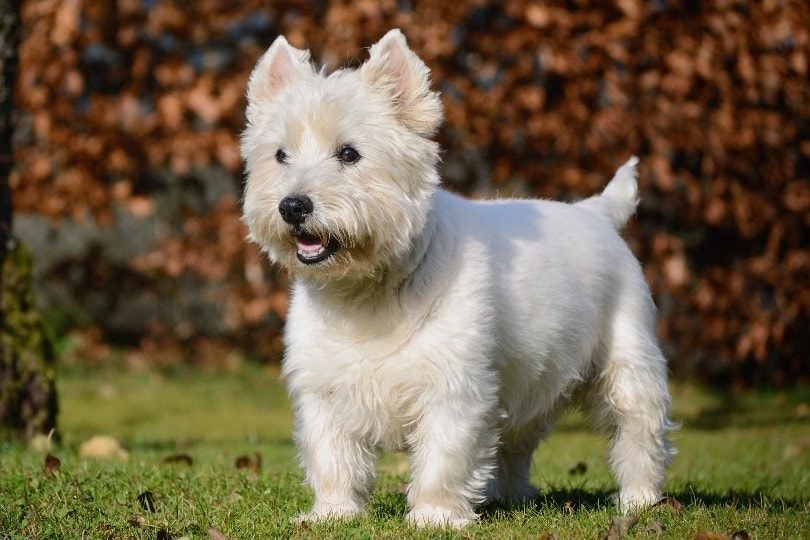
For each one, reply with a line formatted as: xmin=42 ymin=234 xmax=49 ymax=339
xmin=360 ymin=29 xmax=442 ymax=136
xmin=246 ymin=36 xmax=313 ymax=117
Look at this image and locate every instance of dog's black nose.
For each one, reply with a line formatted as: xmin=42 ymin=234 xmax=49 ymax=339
xmin=278 ymin=195 xmax=313 ymax=225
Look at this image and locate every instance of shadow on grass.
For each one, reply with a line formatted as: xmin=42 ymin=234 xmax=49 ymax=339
xmin=367 ymin=487 xmax=808 ymax=522
xmin=684 ymin=392 xmax=809 ymax=430
xmin=552 ymin=388 xmax=810 ymax=433
xmin=127 ymin=437 xmax=296 ymax=452
xmin=478 ymin=487 xmax=808 ymax=520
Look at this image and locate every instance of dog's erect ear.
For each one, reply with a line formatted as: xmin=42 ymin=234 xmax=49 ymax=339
xmin=360 ymin=29 xmax=442 ymax=136
xmin=246 ymin=36 xmax=313 ymax=115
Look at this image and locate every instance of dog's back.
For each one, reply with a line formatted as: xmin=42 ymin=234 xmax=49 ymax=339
xmin=432 ymin=171 xmax=648 ymax=427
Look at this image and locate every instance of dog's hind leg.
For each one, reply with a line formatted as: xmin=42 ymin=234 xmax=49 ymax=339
xmin=486 ymin=423 xmax=545 ymax=505
xmin=593 ymin=285 xmax=676 ymax=513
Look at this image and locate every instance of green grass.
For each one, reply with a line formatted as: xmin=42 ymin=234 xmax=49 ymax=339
xmin=1 ymin=365 xmax=808 ymax=539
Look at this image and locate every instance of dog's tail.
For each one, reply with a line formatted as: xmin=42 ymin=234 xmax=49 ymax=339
xmin=576 ymin=156 xmax=639 ymax=230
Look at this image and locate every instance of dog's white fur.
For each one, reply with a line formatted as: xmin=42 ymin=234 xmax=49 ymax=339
xmin=241 ymin=29 xmax=676 ymax=528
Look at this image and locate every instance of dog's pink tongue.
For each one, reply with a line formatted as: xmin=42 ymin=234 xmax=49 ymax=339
xmin=297 ymin=237 xmax=323 ymax=254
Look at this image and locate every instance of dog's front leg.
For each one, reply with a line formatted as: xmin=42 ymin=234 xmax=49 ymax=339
xmin=405 ymin=389 xmax=499 ymax=528
xmin=294 ymin=393 xmax=375 ymax=523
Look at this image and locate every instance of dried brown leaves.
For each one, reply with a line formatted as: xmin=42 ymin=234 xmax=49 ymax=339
xmin=12 ymin=1 xmax=808 ymax=384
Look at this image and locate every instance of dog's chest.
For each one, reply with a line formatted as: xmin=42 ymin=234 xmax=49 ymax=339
xmin=289 ymin=316 xmax=446 ymax=450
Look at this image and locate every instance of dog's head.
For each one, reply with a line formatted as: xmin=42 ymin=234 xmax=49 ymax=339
xmin=241 ymin=30 xmax=442 ymax=283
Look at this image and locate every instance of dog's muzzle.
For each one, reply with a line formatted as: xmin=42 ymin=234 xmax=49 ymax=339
xmin=278 ymin=195 xmax=340 ymax=264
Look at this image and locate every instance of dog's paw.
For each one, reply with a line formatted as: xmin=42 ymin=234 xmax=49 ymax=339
xmin=406 ymin=504 xmax=476 ymax=529
xmin=293 ymin=502 xmax=363 ymax=524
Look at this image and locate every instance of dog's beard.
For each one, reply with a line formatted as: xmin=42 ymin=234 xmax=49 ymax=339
xmin=245 ymin=207 xmax=404 ymax=284
xmin=284 ymin=234 xmax=387 ymax=284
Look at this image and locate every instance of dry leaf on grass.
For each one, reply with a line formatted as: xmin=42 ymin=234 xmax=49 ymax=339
xmin=562 ymin=501 xmax=574 ymax=515
xmin=694 ymin=533 xmax=730 ymax=540
xmin=234 ymin=452 xmax=262 ymax=475
xmin=162 ymin=453 xmax=193 ymax=466
xmin=208 ymin=528 xmax=230 ymax=540
xmin=604 ymin=515 xmax=639 ymax=540
xmin=43 ymin=453 xmax=60 ymax=475
xmin=654 ymin=496 xmax=685 ymax=513
xmin=646 ymin=520 xmax=665 ymax=535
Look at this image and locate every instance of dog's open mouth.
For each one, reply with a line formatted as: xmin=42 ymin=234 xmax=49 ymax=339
xmin=295 ymin=231 xmax=339 ymax=265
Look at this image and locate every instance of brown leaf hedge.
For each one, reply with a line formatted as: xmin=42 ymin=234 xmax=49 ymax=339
xmin=11 ymin=0 xmax=808 ymax=385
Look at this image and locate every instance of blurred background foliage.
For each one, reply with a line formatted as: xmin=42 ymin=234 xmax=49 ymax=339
xmin=9 ymin=0 xmax=808 ymax=386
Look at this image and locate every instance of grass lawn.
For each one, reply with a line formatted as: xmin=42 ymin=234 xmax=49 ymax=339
xmin=1 ymin=364 xmax=808 ymax=539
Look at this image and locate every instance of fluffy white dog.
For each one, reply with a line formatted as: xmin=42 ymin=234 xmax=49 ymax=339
xmin=241 ymin=29 xmax=675 ymax=528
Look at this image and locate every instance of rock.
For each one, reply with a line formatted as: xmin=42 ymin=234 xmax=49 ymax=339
xmin=79 ymin=435 xmax=129 ymax=461
xmin=29 ymin=431 xmax=55 ymax=452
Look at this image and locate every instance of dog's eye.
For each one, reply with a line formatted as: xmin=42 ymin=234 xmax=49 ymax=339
xmin=275 ymin=149 xmax=287 ymax=164
xmin=337 ymin=146 xmax=361 ymax=164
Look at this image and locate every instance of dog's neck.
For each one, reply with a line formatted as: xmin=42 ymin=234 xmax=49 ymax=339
xmin=298 ymin=194 xmax=448 ymax=333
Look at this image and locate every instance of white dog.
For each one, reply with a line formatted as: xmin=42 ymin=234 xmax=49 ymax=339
xmin=241 ymin=29 xmax=675 ymax=528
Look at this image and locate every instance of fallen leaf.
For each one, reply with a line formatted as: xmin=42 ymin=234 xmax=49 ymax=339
xmin=563 ymin=501 xmax=574 ymax=515
xmin=43 ymin=453 xmax=61 ymax=475
xmin=162 ymin=454 xmax=193 ymax=466
xmin=79 ymin=435 xmax=129 ymax=461
xmin=128 ymin=516 xmax=145 ymax=528
xmin=646 ymin=521 xmax=665 ymax=535
xmin=654 ymin=496 xmax=684 ymax=513
xmin=137 ymin=491 xmax=156 ymax=513
xmin=568 ymin=462 xmax=588 ymax=475
xmin=604 ymin=515 xmax=639 ymax=540
xmin=208 ymin=528 xmax=230 ymax=540
xmin=234 ymin=452 xmax=262 ymax=475
xmin=694 ymin=533 xmax=730 ymax=540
